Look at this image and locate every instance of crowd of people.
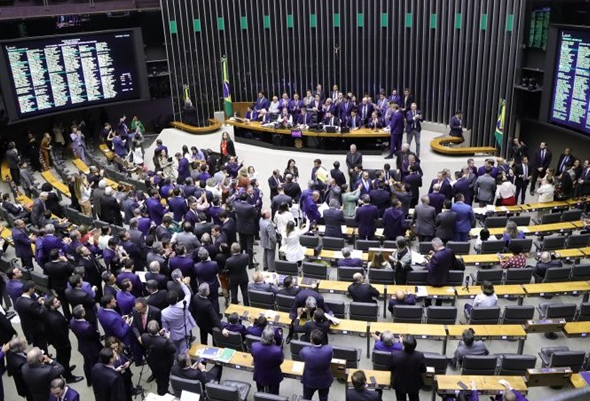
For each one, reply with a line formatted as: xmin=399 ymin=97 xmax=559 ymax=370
xmin=0 ymin=107 xmax=572 ymax=401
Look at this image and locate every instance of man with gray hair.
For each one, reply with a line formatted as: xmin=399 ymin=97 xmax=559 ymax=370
xmin=412 ymin=195 xmax=436 ymax=242
xmin=424 ymin=237 xmax=463 ymax=306
xmin=31 ymin=192 xmax=48 ymax=228
xmin=190 ymin=283 xmax=228 ymax=344
xmin=336 ymin=247 xmax=363 ymax=267
xmin=348 ymin=272 xmax=380 ymax=303
xmin=533 ymin=251 xmax=563 ymax=283
xmin=251 ymin=326 xmax=284 ymax=394
xmin=92 ymin=179 xmax=108 ymax=220
xmin=172 ymin=221 xmax=201 ymax=259
xmin=323 ymin=198 xmax=345 ymax=238
xmin=100 ymin=186 xmax=123 ymax=226
xmin=21 ymin=347 xmax=65 ymax=401
xmin=146 ymin=261 xmax=168 ymax=290
xmin=141 ymin=320 xmax=175 ymax=396
xmin=259 ymin=209 xmax=277 ymax=272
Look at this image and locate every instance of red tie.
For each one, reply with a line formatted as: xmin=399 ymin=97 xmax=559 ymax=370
xmin=142 ymin=313 xmax=147 ymax=329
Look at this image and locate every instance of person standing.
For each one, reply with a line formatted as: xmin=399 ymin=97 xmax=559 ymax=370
xmin=141 ymin=321 xmax=175 ymax=396
xmin=234 ymin=192 xmax=258 ymax=269
xmin=251 ymin=327 xmax=284 ymax=395
xmin=259 ymin=209 xmax=278 ymax=272
xmin=14 ymin=281 xmax=47 ymax=352
xmin=225 ymin=243 xmax=250 ymax=306
xmin=449 ymin=110 xmax=464 ymax=143
xmin=412 ymin=196 xmax=436 ymax=242
xmin=70 ymin=305 xmax=103 ymax=387
xmin=513 ymin=156 xmax=531 ymax=204
xmin=161 ymin=276 xmax=195 ymax=357
xmin=346 ymin=144 xmax=363 ymax=184
xmin=530 ymin=142 xmax=552 ymax=195
xmin=386 ymin=104 xmax=404 ymax=159
xmin=355 ymin=195 xmax=379 ymax=240
xmin=347 ymin=370 xmax=381 ymax=401
xmin=49 ymin=377 xmax=80 ymax=401
xmin=405 ymin=103 xmax=423 ymax=158
xmin=6 ymin=142 xmax=20 ymax=185
xmin=22 ymin=347 xmax=66 ymax=401
xmin=424 ymin=238 xmax=463 ymax=306
xmin=190 ymin=283 xmax=227 ymax=345
xmin=388 ymin=335 xmax=426 ymax=401
xmin=11 ymin=219 xmax=35 ymax=270
xmin=300 ymin=329 xmax=334 ymax=401
xmin=451 ymin=193 xmax=475 ymax=242
xmin=474 ymin=167 xmax=497 ymax=207
xmin=91 ymin=348 xmax=126 ymax=401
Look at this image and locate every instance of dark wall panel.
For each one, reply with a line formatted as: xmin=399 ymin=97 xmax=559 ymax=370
xmin=161 ymin=0 xmax=524 ymax=147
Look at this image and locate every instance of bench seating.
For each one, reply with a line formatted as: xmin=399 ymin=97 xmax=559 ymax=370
xmin=430 ymin=135 xmax=497 ymax=156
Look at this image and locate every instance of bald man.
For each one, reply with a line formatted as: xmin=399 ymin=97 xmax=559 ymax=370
xmin=347 ymin=273 xmax=380 ymax=303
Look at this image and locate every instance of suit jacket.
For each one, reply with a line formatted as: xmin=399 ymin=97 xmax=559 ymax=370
xmin=221 ymin=217 xmax=237 ymax=245
xmin=44 ymin=309 xmax=71 ymax=347
xmin=100 ymin=195 xmax=122 ymax=225
xmin=426 ymin=248 xmax=462 ymax=286
xmin=345 ymin=115 xmax=362 ymax=129
xmin=259 ymin=218 xmax=277 ymax=250
xmin=234 ymin=200 xmax=258 ymax=235
xmin=451 ymin=202 xmax=475 ymax=233
xmin=513 ymin=163 xmax=531 ymax=186
xmin=31 ymin=198 xmax=47 ymax=227
xmin=289 ymin=289 xmax=330 ymax=319
xmin=413 ymin=204 xmax=436 ymax=236
xmin=44 ymin=260 xmax=74 ymax=293
xmin=141 ymin=333 xmax=175 ymax=371
xmin=557 ymin=153 xmax=575 ymax=173
xmin=225 ymin=254 xmax=249 ymax=284
xmin=251 ymin=342 xmax=284 ymax=386
xmin=453 ymin=177 xmax=472 ymax=204
xmin=358 ymin=103 xmax=374 ymax=123
xmin=382 ymin=207 xmax=407 ymax=240
xmin=390 ymin=110 xmax=404 ymax=135
xmin=428 ymin=192 xmax=446 ymax=215
xmin=405 ymin=110 xmax=422 ymax=133
xmin=22 ymin=361 xmax=65 ymax=401
xmin=190 ymin=294 xmax=223 ymax=333
xmin=194 ymin=260 xmax=220 ymax=293
xmin=533 ymin=148 xmax=552 ymax=170
xmin=168 ymin=197 xmax=189 ymax=222
xmin=403 ymin=173 xmax=422 ymax=201
xmin=347 ymin=389 xmax=382 ymax=401
xmin=435 ymin=211 xmax=457 ymax=242
xmin=330 ymin=168 xmax=347 ymax=187
xmin=146 ymin=289 xmax=169 ymax=311
xmin=146 ymin=197 xmax=167 ymax=226
xmin=14 ymin=296 xmax=46 ymax=339
xmin=271 ymin=193 xmax=292 ymax=217
xmin=348 ymin=282 xmax=380 ymax=303
xmin=69 ymin=318 xmax=102 ymax=357
xmin=0 ymin=310 xmax=17 ymax=344
xmin=355 ymin=204 xmax=379 ymax=239
xmin=370 ymin=189 xmax=391 ymax=217
xmin=268 ymin=175 xmax=284 ymax=199
xmin=171 ymin=364 xmax=216 ymax=387
xmin=323 ymin=207 xmax=345 ymax=238
xmin=91 ymin=363 xmax=126 ymax=401
xmin=49 ymin=387 xmax=80 ymax=401
xmin=7 ymin=351 xmax=28 ymax=397
xmin=388 ymin=349 xmax=426 ymax=393
xmin=300 ymin=344 xmax=334 ymax=388
xmin=12 ymin=227 xmax=33 ymax=258
xmin=449 ymin=116 xmax=463 ymax=136
xmin=475 ymin=175 xmax=497 ymax=202
xmin=98 ymin=308 xmax=130 ymax=340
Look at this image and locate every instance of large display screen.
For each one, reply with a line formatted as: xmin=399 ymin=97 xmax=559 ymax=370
xmin=550 ymin=29 xmax=590 ymax=134
xmin=0 ymin=29 xmax=149 ymax=122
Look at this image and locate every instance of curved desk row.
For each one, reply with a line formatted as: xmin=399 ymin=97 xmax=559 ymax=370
xmin=170 ymin=118 xmax=222 ymax=134
xmin=430 ymin=135 xmax=497 ymax=156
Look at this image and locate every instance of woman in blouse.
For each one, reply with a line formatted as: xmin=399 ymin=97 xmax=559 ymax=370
xmin=40 ymin=132 xmax=52 ymax=171
xmin=284 ymin=159 xmax=299 ymax=180
xmin=280 ymin=221 xmax=309 ymax=263
xmin=77 ymin=175 xmax=93 ymax=216
xmin=273 ymin=202 xmax=294 ymax=237
xmin=502 ymin=221 xmax=525 ymax=247
xmin=220 ymin=132 xmax=236 ymax=162
xmin=390 ymin=236 xmax=413 ymax=284
xmin=247 ymin=165 xmax=258 ymax=181
xmin=499 ymin=242 xmax=527 ymax=269
xmin=464 ymin=280 xmax=498 ymax=317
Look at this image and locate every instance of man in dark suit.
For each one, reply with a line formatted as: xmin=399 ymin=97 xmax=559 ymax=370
xmin=453 ymin=168 xmax=473 ymax=205
xmin=348 ymin=273 xmax=380 ymax=303
xmin=70 ymin=305 xmax=103 ymax=387
xmin=6 ymin=141 xmax=21 ymax=185
xmin=6 ymin=338 xmax=29 ymax=399
xmin=141 ymin=320 xmax=175 ymax=395
xmin=405 ymin=103 xmax=423 ymax=158
xmin=282 ymin=174 xmax=302 ymax=202
xmin=386 ymin=104 xmax=404 ymax=158
xmin=358 ymin=97 xmax=374 ymax=126
xmin=171 ymin=352 xmax=223 ymax=386
xmin=355 ymin=195 xmax=379 ymax=240
xmin=388 ymin=335 xmax=425 ymax=401
xmin=49 ymin=377 xmax=80 ymax=401
xmin=336 ymin=247 xmax=364 ymax=268
xmin=347 ymin=370 xmax=381 ymax=401
xmin=97 ymin=294 xmax=133 ymax=349
xmin=251 ymin=327 xmax=284 ymax=394
xmin=555 ymin=147 xmax=574 ymax=175
xmin=11 ymin=219 xmax=35 ymax=270
xmin=402 ymin=88 xmax=415 ymax=114
xmin=449 ymin=110 xmax=464 ymax=142
xmin=100 ymin=187 xmax=123 ymax=226
xmin=530 ymin=142 xmax=552 ymax=195
xmin=329 ymin=161 xmax=346 ymax=188
xmin=323 ymin=199 xmax=345 ymax=238
xmin=513 ymin=156 xmax=532 ymax=204
xmin=145 ymin=280 xmax=169 ymax=310
xmin=300 ymin=329 xmax=334 ymax=401
xmin=382 ymin=200 xmax=407 ymax=241
xmin=578 ymin=160 xmax=590 ymax=196
xmin=403 ymin=166 xmax=423 ymax=208
xmin=289 ymin=288 xmax=331 ymax=319
xmin=31 ymin=192 xmax=48 ymax=228
xmin=271 ymin=187 xmax=292 ymax=218
xmin=44 ymin=248 xmax=74 ymax=320
xmin=435 ymin=201 xmax=457 ymax=244
xmin=43 ymin=295 xmax=83 ymax=384
xmin=21 ymin=347 xmax=65 ymax=401
xmin=346 ymin=145 xmax=363 ymax=184
xmin=533 ymin=251 xmax=563 ymax=283
xmin=225 ymin=243 xmax=250 ymax=306
xmin=132 ymin=298 xmax=161 ymax=345
xmin=190 ymin=283 xmax=228 ymax=345
xmin=268 ymin=169 xmax=284 ymax=201
xmin=369 ymin=181 xmax=391 ymax=217
xmin=91 ymin=348 xmax=126 ymax=401
xmin=425 ymin=238 xmax=464 ymax=306
xmin=427 ymin=184 xmax=446 ymax=215
xmin=14 ymin=281 xmax=47 ymax=352
xmin=234 ymin=193 xmax=258 ymax=269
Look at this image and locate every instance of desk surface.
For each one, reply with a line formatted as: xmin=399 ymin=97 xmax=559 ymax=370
xmin=318 ymin=280 xmax=385 ymax=295
xmin=523 ymin=281 xmax=590 ymax=296
xmin=570 ymin=373 xmax=589 ymax=389
xmin=470 ymin=222 xmax=576 ymax=237
xmin=453 ymin=285 xmax=527 ymax=298
xmin=446 ymin=325 xmax=527 ymax=339
xmin=304 ymin=248 xmax=370 ymax=262
xmin=228 ymin=120 xmax=391 ymax=138
xmin=563 ymin=322 xmax=590 ymax=337
xmin=370 ymin=322 xmax=447 ymax=338
xmin=436 ymin=375 xmax=528 ymax=393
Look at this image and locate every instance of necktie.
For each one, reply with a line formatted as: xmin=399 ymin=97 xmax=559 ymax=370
xmin=363 ymin=106 xmax=367 ymax=119
xmin=541 ymin=150 xmax=545 ymax=163
xmin=352 ymin=118 xmax=356 ymax=128
xmin=523 ymin=164 xmax=527 ymax=178
xmin=142 ymin=313 xmax=147 ymax=329
xmin=413 ymin=111 xmax=416 ymax=128
xmin=560 ymin=156 xmax=568 ymax=172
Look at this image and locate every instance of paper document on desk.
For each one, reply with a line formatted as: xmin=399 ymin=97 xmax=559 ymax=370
xmin=486 ymin=205 xmax=496 ymax=212
xmin=217 ymin=348 xmax=236 ymax=363
xmin=146 ymin=393 xmax=176 ymax=401
xmin=351 ymin=250 xmax=363 ymax=259
xmin=263 ymin=310 xmax=277 ymax=320
xmin=291 ymin=361 xmax=304 ymax=374
xmin=411 ymin=251 xmax=426 ymax=265
xmin=180 ymin=390 xmax=201 ymax=401
xmin=415 ymin=286 xmax=429 ymax=297
xmin=473 ymin=207 xmax=486 ymax=215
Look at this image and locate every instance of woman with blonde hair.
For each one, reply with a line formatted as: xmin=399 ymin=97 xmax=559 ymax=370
xmin=237 ymin=168 xmax=250 ymax=188
xmin=77 ymin=175 xmax=92 ymax=216
xmin=502 ymin=221 xmax=524 ymax=247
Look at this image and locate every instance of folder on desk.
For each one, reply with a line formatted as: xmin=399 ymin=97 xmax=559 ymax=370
xmin=415 ymin=286 xmax=428 ymax=297
xmin=199 ymin=347 xmax=221 ymax=359
xmin=217 ymin=348 xmax=236 ymax=363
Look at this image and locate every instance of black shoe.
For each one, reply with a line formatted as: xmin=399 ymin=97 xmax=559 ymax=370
xmin=384 ymin=156 xmax=393 ymax=159
xmin=69 ymin=365 xmax=77 ymax=372
xmin=66 ymin=375 xmax=84 ymax=384
xmin=147 ymin=374 xmax=155 ymax=383
xmin=131 ymin=388 xmax=143 ymax=396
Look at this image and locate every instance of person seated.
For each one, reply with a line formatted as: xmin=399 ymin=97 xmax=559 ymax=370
xmin=278 ymin=275 xmax=300 ymax=297
xmin=367 ymin=111 xmax=383 ymax=130
xmin=1 ymin=193 xmax=30 ymax=221
xmin=278 ymin=108 xmax=293 ymax=128
xmin=170 ymin=352 xmax=223 ymax=387
xmin=293 ymin=308 xmax=330 ymax=344
xmin=533 ymin=251 xmax=563 ymax=283
xmin=244 ymin=105 xmax=259 ymax=122
xmin=367 ymin=251 xmax=392 ymax=270
xmin=502 ymin=221 xmax=525 ymax=248
xmin=348 ymin=273 xmax=380 ymax=303
xmin=337 ymin=247 xmax=363 ymax=267
xmin=474 ymin=228 xmax=501 ymax=253
xmin=246 ymin=316 xmax=283 ymax=344
xmin=452 ymin=328 xmax=489 ymax=368
xmin=499 ymin=242 xmax=527 ymax=269
xmin=347 ymin=370 xmax=382 ymax=401
xmin=248 ymin=271 xmax=279 ymax=294
xmin=469 ymin=379 xmax=530 ymax=401
xmin=372 ymin=330 xmax=402 ymax=353
xmin=222 ymin=312 xmax=247 ymax=337
xmin=464 ymin=281 xmax=498 ymax=318
xmin=289 ymin=288 xmax=332 ymax=319
xmin=321 ymin=111 xmax=340 ymax=128
xmin=387 ymin=290 xmax=417 ymax=315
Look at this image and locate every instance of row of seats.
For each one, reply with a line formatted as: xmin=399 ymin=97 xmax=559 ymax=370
xmin=482 ymin=209 xmax=583 ymax=228
xmin=171 ymin=376 xmax=252 ymax=401
xmin=472 ymin=264 xmax=590 ymax=284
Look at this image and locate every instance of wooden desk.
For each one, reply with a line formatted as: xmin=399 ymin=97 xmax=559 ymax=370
xmin=99 ymin=144 xmax=116 ymax=161
xmin=461 ymin=253 xmax=508 ymax=266
xmin=523 ymin=281 xmax=590 ymax=301
xmin=304 ymin=248 xmax=369 ymax=262
xmin=469 ymin=222 xmax=576 ymax=237
xmin=347 ymin=369 xmax=391 ymax=389
xmin=41 ymin=171 xmax=71 ymax=197
xmin=570 ymin=373 xmax=590 ymax=388
xmin=447 ymin=325 xmax=527 ymax=354
xmin=171 ymin=119 xmax=222 ymax=134
xmin=522 ymin=201 xmax=569 ymax=211
xmin=563 ymin=322 xmax=590 ymax=338
xmin=369 ymin=322 xmax=447 ymax=355
xmin=318 ymin=279 xmax=387 ymax=315
xmin=430 ymin=136 xmax=497 ymax=156
xmin=454 ymin=284 xmax=526 ymax=304
xmin=72 ymin=159 xmax=119 ymax=189
xmin=436 ymin=375 xmax=528 ymax=395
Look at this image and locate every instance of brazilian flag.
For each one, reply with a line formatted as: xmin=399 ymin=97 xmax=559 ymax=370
xmin=495 ymin=99 xmax=505 ymax=147
xmin=221 ymin=56 xmax=233 ymax=117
